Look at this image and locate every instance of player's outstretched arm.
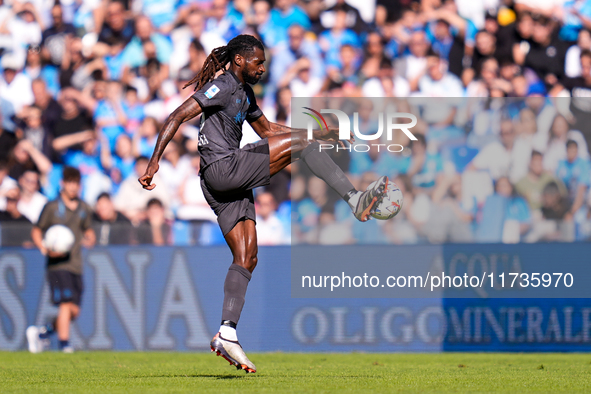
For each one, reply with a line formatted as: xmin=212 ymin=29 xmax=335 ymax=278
xmin=139 ymin=98 xmax=203 ymax=190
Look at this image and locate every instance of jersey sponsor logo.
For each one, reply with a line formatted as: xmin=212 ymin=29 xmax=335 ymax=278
xmin=204 ymin=85 xmax=220 ymax=99
xmin=236 ymin=99 xmax=241 ymax=103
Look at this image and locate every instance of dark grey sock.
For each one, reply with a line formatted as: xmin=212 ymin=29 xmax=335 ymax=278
xmin=221 ymin=264 xmax=252 ymax=325
xmin=301 ymin=141 xmax=356 ymax=199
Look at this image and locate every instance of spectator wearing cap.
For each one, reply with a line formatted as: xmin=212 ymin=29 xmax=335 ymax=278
xmin=0 ymin=54 xmax=34 ymax=113
xmin=41 ymin=4 xmax=76 ymax=67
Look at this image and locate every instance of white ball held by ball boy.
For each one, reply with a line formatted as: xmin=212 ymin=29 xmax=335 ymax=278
xmin=43 ymin=225 xmax=75 ymax=254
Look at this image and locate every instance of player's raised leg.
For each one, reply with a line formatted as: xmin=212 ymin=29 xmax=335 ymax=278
xmin=210 ymin=219 xmax=257 ymax=373
xmin=267 ymin=131 xmax=389 ymax=222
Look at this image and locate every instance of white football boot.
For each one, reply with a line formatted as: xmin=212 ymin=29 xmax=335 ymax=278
xmin=351 ymin=176 xmax=389 ymax=222
xmin=210 ymin=332 xmax=256 ymax=373
xmin=26 ymin=326 xmax=45 ymax=354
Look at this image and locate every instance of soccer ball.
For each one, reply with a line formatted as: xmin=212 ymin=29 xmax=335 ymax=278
xmin=371 ymin=181 xmax=403 ymax=220
xmin=44 ymin=225 xmax=75 ymax=254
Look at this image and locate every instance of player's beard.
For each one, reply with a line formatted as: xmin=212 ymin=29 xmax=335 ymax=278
xmin=242 ymin=69 xmax=261 ymax=85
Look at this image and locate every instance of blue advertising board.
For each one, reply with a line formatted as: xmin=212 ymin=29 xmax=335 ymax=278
xmin=0 ymin=244 xmax=590 ymax=352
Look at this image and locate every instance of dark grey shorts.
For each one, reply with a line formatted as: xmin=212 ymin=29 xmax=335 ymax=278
xmin=47 ymin=270 xmax=83 ymax=306
xmin=200 ymin=139 xmax=271 ymax=235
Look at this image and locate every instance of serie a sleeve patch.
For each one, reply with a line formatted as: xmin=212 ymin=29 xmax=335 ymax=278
xmin=204 ymin=85 xmax=220 ymax=99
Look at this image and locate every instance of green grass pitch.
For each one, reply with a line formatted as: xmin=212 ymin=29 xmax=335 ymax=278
xmin=1 ymin=352 xmax=590 ymax=393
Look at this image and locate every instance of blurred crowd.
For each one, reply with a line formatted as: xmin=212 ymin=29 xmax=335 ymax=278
xmin=293 ymin=96 xmax=591 ymax=244
xmin=1 ymin=0 xmax=591 ymax=245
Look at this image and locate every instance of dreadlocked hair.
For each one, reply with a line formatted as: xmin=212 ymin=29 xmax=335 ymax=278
xmin=183 ymin=35 xmax=264 ymax=91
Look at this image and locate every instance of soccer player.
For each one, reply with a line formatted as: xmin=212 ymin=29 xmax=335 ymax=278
xmin=139 ymin=35 xmax=388 ymax=373
xmin=26 ymin=166 xmax=95 ymax=353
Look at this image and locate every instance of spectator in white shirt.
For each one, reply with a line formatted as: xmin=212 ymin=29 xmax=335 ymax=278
xmin=362 ymin=59 xmax=410 ymax=97
xmin=169 ymin=9 xmax=225 ymax=78
xmin=114 ymin=156 xmax=170 ymax=224
xmin=0 ymin=159 xmax=17 ymax=211
xmin=278 ymin=57 xmax=323 ymax=97
xmin=396 ymin=30 xmax=429 ymax=92
xmin=565 ymin=28 xmax=591 ymax=78
xmin=255 ymin=191 xmax=287 ymax=245
xmin=0 ymin=54 xmax=34 ymax=113
xmin=176 ymin=153 xmax=217 ymax=223
xmin=17 ymin=169 xmax=46 ymax=223
xmin=417 ymin=51 xmax=465 ymax=97
xmin=468 ymin=118 xmax=532 ymax=183
xmin=158 ymin=139 xmax=192 ymax=209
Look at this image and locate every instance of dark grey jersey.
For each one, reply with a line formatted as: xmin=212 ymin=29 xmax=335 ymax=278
xmin=192 ymin=71 xmax=264 ymax=169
